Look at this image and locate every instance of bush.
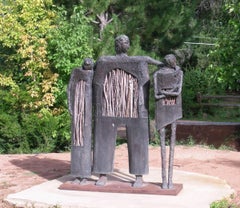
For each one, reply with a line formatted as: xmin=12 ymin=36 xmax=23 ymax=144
xmin=20 ymin=109 xmax=71 ymax=153
xmin=0 ymin=113 xmax=22 ymax=153
xmin=182 ymin=67 xmax=224 ymax=118
xmin=210 ymin=197 xmax=238 ymax=208
xmin=0 ymin=108 xmax=71 ymax=154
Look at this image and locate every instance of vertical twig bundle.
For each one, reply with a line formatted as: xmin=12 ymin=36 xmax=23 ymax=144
xmin=102 ymin=69 xmax=138 ymax=118
xmin=73 ymin=80 xmax=86 ymax=146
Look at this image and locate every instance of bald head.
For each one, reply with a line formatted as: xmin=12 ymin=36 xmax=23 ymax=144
xmin=82 ymin=58 xmax=94 ymax=70
xmin=115 ymin=35 xmax=130 ymax=55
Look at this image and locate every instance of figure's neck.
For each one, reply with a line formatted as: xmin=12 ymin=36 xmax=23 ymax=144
xmin=116 ymin=53 xmax=128 ymax=57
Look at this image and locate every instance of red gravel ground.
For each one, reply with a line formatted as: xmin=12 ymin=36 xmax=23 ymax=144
xmin=1 ymin=144 xmax=240 ymax=207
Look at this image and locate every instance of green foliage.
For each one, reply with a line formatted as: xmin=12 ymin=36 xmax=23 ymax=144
xmin=48 ymin=6 xmax=93 ymax=81
xmin=1 ymin=0 xmax=240 ymax=153
xmin=190 ymin=1 xmax=240 ymax=92
xmin=0 ymin=2 xmax=79 ymax=153
xmin=0 ymin=113 xmax=22 ymax=153
xmin=0 ymin=0 xmax=58 ymax=110
xmin=180 ymin=1 xmax=240 ymax=119
xmin=0 ymin=108 xmax=70 ymax=154
xmin=182 ymin=68 xmax=220 ymax=117
xmin=207 ymin=1 xmax=240 ymax=91
xmin=210 ymin=197 xmax=238 ymax=208
xmin=117 ymin=0 xmax=198 ymax=56
xmin=47 ymin=5 xmax=94 ymax=108
xmin=177 ymin=135 xmax=196 ymax=146
xmin=20 ymin=109 xmax=58 ymax=153
xmin=21 ymin=108 xmax=70 ymax=153
xmin=91 ymin=14 xmax=120 ymax=58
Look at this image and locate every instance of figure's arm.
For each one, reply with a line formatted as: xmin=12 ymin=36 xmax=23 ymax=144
xmin=161 ymin=89 xmax=180 ymax=96
xmin=160 ymin=70 xmax=183 ymax=96
xmin=155 ymin=94 xmax=166 ymax=99
xmin=153 ymin=71 xmax=166 ymax=99
xmin=146 ymin=56 xmax=164 ymax=66
xmin=67 ymin=70 xmax=77 ymax=116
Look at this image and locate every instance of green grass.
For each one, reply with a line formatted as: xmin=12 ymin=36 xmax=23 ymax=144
xmin=185 ymin=107 xmax=240 ymax=123
xmin=210 ymin=195 xmax=240 ymax=208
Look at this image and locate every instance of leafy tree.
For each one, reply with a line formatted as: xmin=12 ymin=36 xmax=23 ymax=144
xmin=207 ymin=0 xmax=240 ymax=91
xmin=0 ymin=0 xmax=60 ymax=153
xmin=47 ymin=5 xmax=94 ymax=108
xmin=0 ymin=1 xmax=93 ymax=153
xmin=114 ymin=0 xmax=199 ymax=56
xmin=53 ymin=0 xmax=200 ymax=58
xmin=185 ymin=0 xmax=240 ymax=92
xmin=0 ymin=0 xmax=58 ymax=111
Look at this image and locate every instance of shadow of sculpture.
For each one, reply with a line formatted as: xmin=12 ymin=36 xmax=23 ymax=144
xmin=10 ymin=156 xmax=70 ymax=180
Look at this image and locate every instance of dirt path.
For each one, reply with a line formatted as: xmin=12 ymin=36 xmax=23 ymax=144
xmin=1 ymin=145 xmax=239 ymax=207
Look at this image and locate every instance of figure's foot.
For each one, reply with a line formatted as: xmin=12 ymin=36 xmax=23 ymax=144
xmin=71 ymin=177 xmax=81 ymax=185
xmin=79 ymin=178 xmax=88 ymax=185
xmin=168 ymin=182 xmax=174 ymax=189
xmin=161 ymin=181 xmax=167 ymax=189
xmin=71 ymin=177 xmax=88 ymax=185
xmin=96 ymin=174 xmax=107 ymax=186
xmin=132 ymin=175 xmax=143 ymax=188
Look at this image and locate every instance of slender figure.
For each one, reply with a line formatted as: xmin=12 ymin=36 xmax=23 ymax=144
xmin=67 ymin=58 xmax=94 ymax=185
xmin=154 ymin=54 xmax=183 ymax=189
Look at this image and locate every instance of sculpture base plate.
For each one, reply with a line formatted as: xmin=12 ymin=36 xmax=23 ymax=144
xmin=59 ymin=180 xmax=183 ymax=195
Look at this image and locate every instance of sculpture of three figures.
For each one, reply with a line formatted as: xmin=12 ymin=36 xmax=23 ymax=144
xmin=67 ymin=35 xmax=183 ymax=189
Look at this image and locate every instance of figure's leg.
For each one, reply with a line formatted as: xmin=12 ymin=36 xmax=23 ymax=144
xmin=133 ymin=175 xmax=143 ymax=188
xmin=160 ymin=127 xmax=167 ymax=189
xmin=126 ymin=119 xmax=149 ymax=187
xmin=71 ymin=145 xmax=92 ymax=182
xmin=168 ymin=122 xmax=176 ymax=189
xmin=93 ymin=118 xmax=117 ymax=186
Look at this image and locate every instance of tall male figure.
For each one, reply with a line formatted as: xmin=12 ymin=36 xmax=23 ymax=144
xmin=93 ymin=35 xmax=163 ymax=187
xmin=67 ymin=58 xmax=94 ymax=185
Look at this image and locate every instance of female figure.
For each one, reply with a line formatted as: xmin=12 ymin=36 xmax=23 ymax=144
xmin=67 ymin=58 xmax=94 ymax=184
xmin=154 ymin=54 xmax=183 ymax=189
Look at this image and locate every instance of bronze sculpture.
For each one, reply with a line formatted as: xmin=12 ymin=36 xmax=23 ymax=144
xmin=67 ymin=36 xmax=183 ymax=192
xmin=67 ymin=58 xmax=94 ymax=185
xmin=93 ymin=35 xmax=163 ymax=187
xmin=154 ymin=54 xmax=183 ymax=189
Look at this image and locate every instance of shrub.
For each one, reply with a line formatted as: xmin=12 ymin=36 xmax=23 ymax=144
xmin=0 ymin=113 xmax=22 ymax=153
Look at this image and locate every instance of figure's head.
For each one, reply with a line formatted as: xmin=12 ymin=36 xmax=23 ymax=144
xmin=163 ymin=54 xmax=177 ymax=69
xmin=115 ymin=35 xmax=130 ymax=55
xmin=82 ymin=58 xmax=94 ymax=70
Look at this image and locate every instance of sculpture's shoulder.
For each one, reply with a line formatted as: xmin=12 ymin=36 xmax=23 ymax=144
xmin=96 ymin=55 xmax=117 ymax=63
xmin=70 ymin=67 xmax=82 ymax=76
xmin=96 ymin=55 xmax=147 ymax=64
xmin=161 ymin=67 xmax=174 ymax=74
xmin=155 ymin=66 xmax=182 ymax=75
xmin=129 ymin=56 xmax=152 ymax=62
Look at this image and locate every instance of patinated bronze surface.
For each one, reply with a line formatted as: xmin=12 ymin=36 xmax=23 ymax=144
xmin=66 ymin=36 xmax=183 ymax=192
xmin=67 ymin=58 xmax=94 ymax=184
xmin=93 ymin=35 xmax=163 ymax=187
xmin=60 ymin=180 xmax=183 ymax=195
xmin=154 ymin=54 xmax=183 ymax=189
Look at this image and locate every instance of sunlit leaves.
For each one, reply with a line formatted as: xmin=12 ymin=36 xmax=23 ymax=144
xmin=207 ymin=1 xmax=240 ymax=91
xmin=0 ymin=0 xmax=58 ymax=109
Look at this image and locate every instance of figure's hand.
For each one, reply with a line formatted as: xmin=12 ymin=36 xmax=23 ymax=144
xmin=155 ymin=94 xmax=166 ymax=99
xmin=158 ymin=62 xmax=164 ymax=67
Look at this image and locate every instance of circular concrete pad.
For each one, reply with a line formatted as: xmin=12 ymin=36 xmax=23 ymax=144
xmin=5 ymin=168 xmax=234 ymax=208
